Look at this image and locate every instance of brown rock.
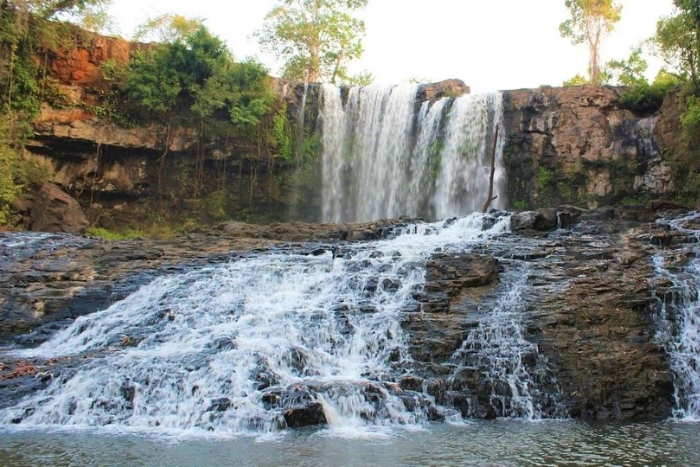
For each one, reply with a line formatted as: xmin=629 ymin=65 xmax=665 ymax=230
xmin=30 ymin=183 xmax=89 ymax=234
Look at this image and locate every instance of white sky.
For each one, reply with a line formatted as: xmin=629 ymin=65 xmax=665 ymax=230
xmin=107 ymin=0 xmax=677 ymax=92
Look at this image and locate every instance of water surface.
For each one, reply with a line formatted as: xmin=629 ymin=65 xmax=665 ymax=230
xmin=1 ymin=421 xmax=698 ymax=467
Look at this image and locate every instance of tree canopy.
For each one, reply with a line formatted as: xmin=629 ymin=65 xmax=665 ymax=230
xmin=133 ymin=13 xmax=204 ymax=43
xmin=651 ymin=0 xmax=700 ymax=89
xmin=605 ymin=46 xmax=648 ymax=86
xmin=123 ymin=25 xmax=272 ymax=130
xmin=256 ymin=0 xmax=368 ymax=83
xmin=560 ymin=0 xmax=622 ymax=84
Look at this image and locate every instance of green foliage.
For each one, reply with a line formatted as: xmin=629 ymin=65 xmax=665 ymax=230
xmin=560 ymin=0 xmax=622 ymax=84
xmin=272 ymin=102 xmax=293 ymax=162
xmin=121 ymin=26 xmax=273 ymax=130
xmin=257 ymin=0 xmax=368 ymax=83
xmin=0 ymin=145 xmax=19 ymax=225
xmin=651 ymin=3 xmax=700 ymax=88
xmin=17 ymin=0 xmax=111 ymax=20
xmin=563 ymin=73 xmax=589 ymax=86
xmin=85 ymin=226 xmax=145 ymax=240
xmin=512 ymin=200 xmax=528 ymax=211
xmin=122 ymin=47 xmax=183 ymax=117
xmin=202 ymin=190 xmax=228 ymax=221
xmin=537 ymin=167 xmax=553 ymax=191
xmin=300 ymin=133 xmax=320 ymax=162
xmin=619 ymin=72 xmax=679 ymax=114
xmin=133 ymin=13 xmax=204 ymax=43
xmin=345 ymin=71 xmax=374 ymax=86
xmin=99 ymin=58 xmax=126 ymax=83
xmin=605 ymin=46 xmax=648 ymax=86
xmin=681 ymin=95 xmax=700 ymax=133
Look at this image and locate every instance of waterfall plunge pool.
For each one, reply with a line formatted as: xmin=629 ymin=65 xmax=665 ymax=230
xmin=1 ymin=421 xmax=699 ymax=466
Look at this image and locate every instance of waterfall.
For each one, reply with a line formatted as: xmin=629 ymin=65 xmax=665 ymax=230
xmin=434 ymin=93 xmax=505 ymax=219
xmin=654 ymin=213 xmax=700 ymax=420
xmin=289 ymin=82 xmax=311 ymax=221
xmin=320 ymin=85 xmax=504 ymax=223
xmin=1 ymin=214 xmax=533 ymax=437
xmin=450 ymin=266 xmax=538 ymax=419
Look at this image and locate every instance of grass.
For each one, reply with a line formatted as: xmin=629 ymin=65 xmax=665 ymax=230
xmin=85 ymin=227 xmax=146 ymax=241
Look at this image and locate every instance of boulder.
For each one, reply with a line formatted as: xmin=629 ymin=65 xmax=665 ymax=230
xmin=283 ymin=402 xmax=327 ymax=428
xmin=30 ymin=183 xmax=89 ymax=234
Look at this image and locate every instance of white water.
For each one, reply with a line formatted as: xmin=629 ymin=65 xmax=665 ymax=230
xmin=320 ymin=85 xmax=504 ymax=223
xmin=434 ymin=93 xmax=505 ymax=219
xmin=450 ymin=265 xmax=541 ymax=420
xmin=654 ymin=213 xmax=700 ymax=420
xmin=0 ymin=214 xmax=539 ymax=437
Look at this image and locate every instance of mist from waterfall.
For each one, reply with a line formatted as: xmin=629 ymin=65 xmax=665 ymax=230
xmin=320 ymin=85 xmax=504 ymax=223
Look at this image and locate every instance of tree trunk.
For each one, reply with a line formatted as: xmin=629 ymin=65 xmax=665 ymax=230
xmin=481 ymin=125 xmax=500 ymax=214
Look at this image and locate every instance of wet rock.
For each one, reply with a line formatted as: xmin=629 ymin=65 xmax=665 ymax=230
xmin=283 ymin=402 xmax=327 ymax=428
xmin=208 ymin=398 xmax=231 ymax=412
xmin=651 ymin=200 xmax=691 ymax=212
xmin=400 ymin=376 xmax=424 ymax=391
xmin=120 ymin=382 xmax=136 ymax=403
xmin=511 ymin=207 xmax=583 ymax=233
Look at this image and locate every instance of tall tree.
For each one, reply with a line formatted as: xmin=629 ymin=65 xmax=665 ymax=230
xmin=133 ymin=13 xmax=204 ymax=43
xmin=605 ymin=46 xmax=648 ymax=86
xmin=256 ymin=0 xmax=368 ymax=83
xmin=652 ymin=0 xmax=700 ymax=89
xmin=560 ymin=0 xmax=622 ymax=84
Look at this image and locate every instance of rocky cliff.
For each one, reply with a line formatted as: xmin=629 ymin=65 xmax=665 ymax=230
xmin=7 ymin=31 xmax=697 ymax=233
xmin=18 ymin=32 xmax=473 ymax=231
xmin=503 ymin=85 xmax=693 ymax=211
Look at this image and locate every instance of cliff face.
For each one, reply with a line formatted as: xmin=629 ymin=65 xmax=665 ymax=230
xmin=14 ymin=31 xmax=695 ymax=232
xmin=20 ymin=34 xmax=472 ymax=229
xmin=502 ymin=86 xmax=687 ymax=210
xmin=23 ymin=34 xmax=316 ymax=228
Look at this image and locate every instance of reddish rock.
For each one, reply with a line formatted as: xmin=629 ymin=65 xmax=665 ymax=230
xmin=47 ymin=33 xmax=141 ymax=86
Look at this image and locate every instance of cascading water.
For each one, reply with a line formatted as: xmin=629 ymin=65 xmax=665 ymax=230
xmin=434 ymin=93 xmax=505 ymax=220
xmin=653 ymin=213 xmax=700 ymax=420
xmin=449 ymin=264 xmax=546 ymax=420
xmin=320 ymin=85 xmax=504 ymax=223
xmin=2 ymin=213 xmax=558 ymax=437
xmin=289 ymin=82 xmax=311 ymax=220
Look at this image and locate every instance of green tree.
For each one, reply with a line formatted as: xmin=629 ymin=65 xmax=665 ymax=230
xmin=652 ymin=2 xmax=700 ymax=89
xmin=605 ymin=46 xmax=648 ymax=86
xmin=121 ymin=24 xmax=273 ymax=199
xmin=560 ymin=0 xmax=622 ymax=84
xmin=122 ymin=26 xmax=273 ymax=126
xmin=133 ymin=13 xmax=204 ymax=43
xmin=563 ymin=73 xmax=589 ymax=86
xmin=256 ymin=0 xmax=368 ymax=83
xmin=11 ymin=0 xmax=110 ymax=19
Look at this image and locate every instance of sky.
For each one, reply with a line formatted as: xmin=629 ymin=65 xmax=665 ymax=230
xmin=107 ymin=0 xmax=677 ymax=92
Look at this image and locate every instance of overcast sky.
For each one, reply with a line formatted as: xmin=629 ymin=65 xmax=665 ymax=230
xmin=107 ymin=0 xmax=677 ymax=92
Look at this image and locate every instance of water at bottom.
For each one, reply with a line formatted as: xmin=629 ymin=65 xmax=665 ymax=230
xmin=0 ymin=421 xmax=697 ymax=467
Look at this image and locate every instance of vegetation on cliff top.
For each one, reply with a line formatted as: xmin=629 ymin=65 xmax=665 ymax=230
xmin=256 ymin=0 xmax=371 ymax=84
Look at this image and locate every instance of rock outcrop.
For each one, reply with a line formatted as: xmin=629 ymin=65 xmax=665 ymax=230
xmin=30 ymin=183 xmax=89 ymax=234
xmin=10 ymin=26 xmax=692 ymax=228
xmin=502 ymin=85 xmax=678 ymax=210
xmin=1 ymin=208 xmax=696 ymax=423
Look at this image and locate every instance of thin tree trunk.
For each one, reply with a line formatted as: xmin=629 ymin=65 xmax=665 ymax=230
xmin=157 ymin=111 xmax=172 ymax=212
xmin=482 ymin=125 xmax=500 ymax=214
